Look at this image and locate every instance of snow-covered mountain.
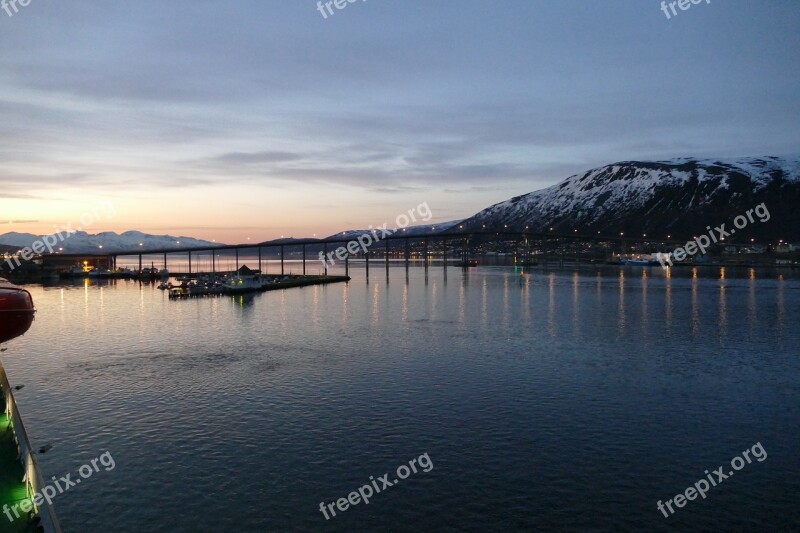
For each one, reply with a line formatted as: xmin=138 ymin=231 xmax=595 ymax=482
xmin=0 ymin=230 xmax=219 ymax=254
xmin=458 ymin=157 xmax=800 ymax=240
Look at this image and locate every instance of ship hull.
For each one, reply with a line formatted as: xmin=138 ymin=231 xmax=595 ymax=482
xmin=0 ymin=279 xmax=35 ymax=343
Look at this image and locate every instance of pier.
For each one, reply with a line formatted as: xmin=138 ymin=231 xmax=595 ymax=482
xmin=167 ymin=274 xmax=351 ymax=299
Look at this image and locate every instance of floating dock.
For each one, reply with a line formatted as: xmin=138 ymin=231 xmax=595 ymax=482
xmin=1 ymin=362 xmax=61 ymax=533
xmin=168 ymin=274 xmax=350 ymax=299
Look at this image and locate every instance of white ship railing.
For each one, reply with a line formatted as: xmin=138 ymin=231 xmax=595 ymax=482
xmin=1 ymin=361 xmax=62 ymax=533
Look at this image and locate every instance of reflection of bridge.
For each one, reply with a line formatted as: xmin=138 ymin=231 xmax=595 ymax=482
xmin=64 ymin=230 xmax=679 ymax=276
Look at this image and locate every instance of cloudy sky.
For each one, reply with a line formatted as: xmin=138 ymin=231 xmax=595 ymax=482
xmin=1 ymin=0 xmax=798 ymax=243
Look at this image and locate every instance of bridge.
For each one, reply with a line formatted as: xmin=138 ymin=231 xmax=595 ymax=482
xmin=48 ymin=229 xmax=682 ymax=277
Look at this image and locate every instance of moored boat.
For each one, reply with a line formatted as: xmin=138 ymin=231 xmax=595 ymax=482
xmin=0 ymin=278 xmax=35 ymax=344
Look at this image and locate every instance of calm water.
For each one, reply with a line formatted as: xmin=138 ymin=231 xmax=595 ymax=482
xmin=3 ymin=266 xmax=799 ymax=532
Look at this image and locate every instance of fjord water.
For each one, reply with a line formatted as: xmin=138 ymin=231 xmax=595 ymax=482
xmin=3 ymin=266 xmax=799 ymax=532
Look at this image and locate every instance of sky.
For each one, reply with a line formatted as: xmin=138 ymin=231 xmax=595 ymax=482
xmin=1 ymin=0 xmax=798 ymax=243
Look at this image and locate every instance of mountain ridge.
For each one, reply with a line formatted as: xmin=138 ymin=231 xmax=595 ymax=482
xmin=457 ymin=156 xmax=800 ymax=241
xmin=0 ymin=230 xmax=219 ymax=254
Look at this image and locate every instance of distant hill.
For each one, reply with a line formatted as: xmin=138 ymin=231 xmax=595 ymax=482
xmin=457 ymin=157 xmax=800 ymax=241
xmin=0 ymin=230 xmax=219 ymax=254
xmin=326 ymin=220 xmax=461 ymax=241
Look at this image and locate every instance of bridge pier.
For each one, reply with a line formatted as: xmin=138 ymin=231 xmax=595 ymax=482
xmin=280 ymin=245 xmax=284 ymax=275
xmin=385 ymin=239 xmax=389 ymax=276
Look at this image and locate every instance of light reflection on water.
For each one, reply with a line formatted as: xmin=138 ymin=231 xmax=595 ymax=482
xmin=4 ymin=265 xmax=800 ymax=532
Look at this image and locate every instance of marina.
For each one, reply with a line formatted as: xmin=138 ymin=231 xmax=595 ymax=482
xmin=165 ymin=271 xmax=351 ymax=299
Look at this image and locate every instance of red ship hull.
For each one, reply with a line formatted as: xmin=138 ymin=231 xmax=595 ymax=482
xmin=0 ymin=279 xmax=35 ymax=344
